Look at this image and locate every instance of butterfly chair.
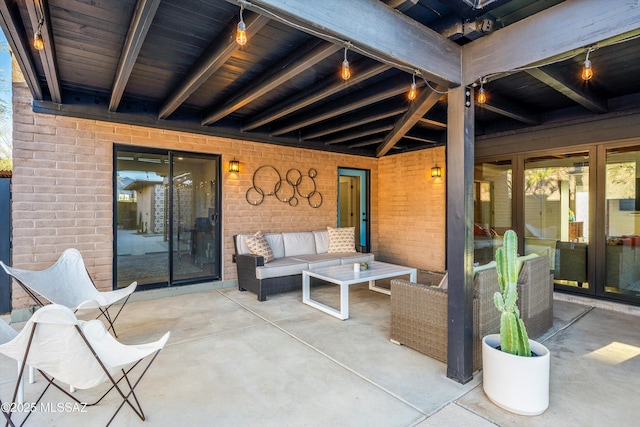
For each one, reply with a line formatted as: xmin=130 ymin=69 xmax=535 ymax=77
xmin=0 ymin=248 xmax=137 ymax=337
xmin=1 ymin=319 xmax=21 ymax=426
xmin=0 ymin=304 xmax=169 ymax=426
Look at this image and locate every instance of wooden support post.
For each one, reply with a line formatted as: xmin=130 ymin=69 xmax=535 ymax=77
xmin=446 ymin=85 xmax=475 ymax=383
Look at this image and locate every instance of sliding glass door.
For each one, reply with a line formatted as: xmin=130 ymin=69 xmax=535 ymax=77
xmin=524 ymin=152 xmax=590 ymax=293
xmin=604 ymin=146 xmax=640 ymax=299
xmin=114 ymin=147 xmax=220 ymax=289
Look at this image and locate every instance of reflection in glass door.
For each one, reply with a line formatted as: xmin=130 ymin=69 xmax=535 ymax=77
xmin=524 ymin=152 xmax=590 ymax=291
xmin=115 ymin=148 xmax=220 ymax=289
xmin=605 ymin=146 xmax=640 ymax=299
xmin=473 ymin=160 xmax=512 ymax=265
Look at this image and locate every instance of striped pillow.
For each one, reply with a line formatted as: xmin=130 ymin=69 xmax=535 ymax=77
xmin=245 ymin=231 xmax=275 ymax=263
xmin=327 ymin=226 xmax=356 ymax=253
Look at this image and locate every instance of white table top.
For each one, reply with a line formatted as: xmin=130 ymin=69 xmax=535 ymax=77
xmin=303 ymin=261 xmax=416 ymax=285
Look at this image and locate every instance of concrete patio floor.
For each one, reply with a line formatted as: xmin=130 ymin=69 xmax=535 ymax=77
xmin=2 ymin=282 xmax=640 ymax=426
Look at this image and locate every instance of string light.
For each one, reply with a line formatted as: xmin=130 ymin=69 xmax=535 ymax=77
xmin=341 ymin=46 xmax=350 ymax=80
xmin=582 ymin=50 xmax=593 ymax=81
xmin=236 ymin=4 xmax=247 ymax=46
xmin=408 ymin=72 xmax=417 ymax=101
xmin=33 ymin=27 xmax=44 ymax=50
xmin=477 ymin=78 xmax=487 ymax=104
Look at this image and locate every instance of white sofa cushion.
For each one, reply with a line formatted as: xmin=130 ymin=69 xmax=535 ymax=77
xmin=264 ymin=233 xmax=285 ymax=259
xmin=290 ymin=253 xmax=341 ymax=270
xmin=255 ymin=258 xmax=309 ymax=280
xmin=313 ymin=230 xmax=329 ymax=254
xmin=283 ymin=232 xmax=317 ymax=257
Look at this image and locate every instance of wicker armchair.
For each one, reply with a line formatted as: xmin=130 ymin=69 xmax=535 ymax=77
xmin=517 ymin=255 xmax=554 ymax=339
xmin=390 ymin=269 xmax=500 ymax=371
xmin=390 ymin=256 xmax=553 ymax=371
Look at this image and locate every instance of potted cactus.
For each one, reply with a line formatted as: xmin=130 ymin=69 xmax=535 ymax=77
xmin=482 ymin=230 xmax=551 ymax=416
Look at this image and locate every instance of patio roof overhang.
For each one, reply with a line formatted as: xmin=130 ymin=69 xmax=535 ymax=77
xmin=1 ymin=0 xmax=640 ymax=158
xmin=3 ymin=0 xmax=640 ymax=384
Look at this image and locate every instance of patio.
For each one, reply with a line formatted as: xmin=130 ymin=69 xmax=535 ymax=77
xmin=2 ymin=284 xmax=639 ymax=426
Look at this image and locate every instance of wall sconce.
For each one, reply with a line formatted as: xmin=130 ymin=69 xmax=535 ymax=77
xmin=431 ymin=166 xmax=442 ymax=178
xmin=229 ymin=158 xmax=240 ymax=173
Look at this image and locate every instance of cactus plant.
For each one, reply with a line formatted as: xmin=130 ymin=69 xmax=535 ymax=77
xmin=493 ymin=230 xmax=531 ymax=357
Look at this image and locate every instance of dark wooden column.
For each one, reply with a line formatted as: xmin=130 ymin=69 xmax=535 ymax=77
xmin=446 ymin=85 xmax=475 ymax=383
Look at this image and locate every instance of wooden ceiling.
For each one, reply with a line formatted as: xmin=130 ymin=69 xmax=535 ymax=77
xmin=1 ymin=0 xmax=640 ymax=157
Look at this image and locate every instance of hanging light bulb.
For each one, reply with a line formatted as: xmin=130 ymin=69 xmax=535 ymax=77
xmin=582 ymin=50 xmax=593 ymax=81
xmin=341 ymin=46 xmax=351 ymax=80
xmin=33 ymin=29 xmax=44 ymax=51
xmin=33 ymin=19 xmax=44 ymax=51
xmin=236 ymin=5 xmax=247 ymax=46
xmin=477 ymin=78 xmax=487 ymax=104
xmin=408 ymin=73 xmax=417 ymax=101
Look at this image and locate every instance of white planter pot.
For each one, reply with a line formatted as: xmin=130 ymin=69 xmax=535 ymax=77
xmin=482 ymin=334 xmax=550 ymax=416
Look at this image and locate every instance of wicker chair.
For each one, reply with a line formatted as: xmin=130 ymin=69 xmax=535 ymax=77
xmin=517 ymin=255 xmax=554 ymax=339
xmin=390 ymin=256 xmax=553 ymax=371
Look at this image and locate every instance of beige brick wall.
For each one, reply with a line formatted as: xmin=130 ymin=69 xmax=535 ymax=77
xmin=11 ymin=81 xmax=415 ymax=309
xmin=378 ymin=148 xmax=446 ymax=272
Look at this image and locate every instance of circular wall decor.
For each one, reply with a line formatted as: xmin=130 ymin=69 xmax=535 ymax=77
xmin=246 ymin=166 xmax=322 ymax=208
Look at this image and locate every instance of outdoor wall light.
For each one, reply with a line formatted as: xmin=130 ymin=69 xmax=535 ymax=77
xmin=431 ymin=166 xmax=442 ymax=178
xmin=229 ymin=158 xmax=240 ymax=173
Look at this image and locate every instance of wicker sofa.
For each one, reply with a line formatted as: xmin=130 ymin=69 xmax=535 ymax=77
xmin=390 ymin=255 xmax=553 ymax=371
xmin=233 ymin=230 xmax=374 ymax=301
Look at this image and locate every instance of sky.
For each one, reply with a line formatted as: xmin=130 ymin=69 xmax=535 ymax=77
xmin=0 ymin=31 xmax=10 ymax=108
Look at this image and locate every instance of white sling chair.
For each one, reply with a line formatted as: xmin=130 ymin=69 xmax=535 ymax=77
xmin=0 ymin=304 xmax=169 ymax=426
xmin=0 ymin=248 xmax=137 ymax=337
xmin=1 ymin=319 xmax=22 ymax=424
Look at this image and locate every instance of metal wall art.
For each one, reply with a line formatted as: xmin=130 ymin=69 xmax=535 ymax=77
xmin=246 ymin=165 xmax=323 ymax=208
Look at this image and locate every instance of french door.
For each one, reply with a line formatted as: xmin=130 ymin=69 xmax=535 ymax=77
xmin=114 ymin=147 xmax=221 ymax=289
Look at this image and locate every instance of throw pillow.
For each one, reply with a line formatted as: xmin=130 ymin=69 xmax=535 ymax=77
xmin=245 ymin=231 xmax=275 ymax=263
xmin=327 ymin=226 xmax=356 ymax=253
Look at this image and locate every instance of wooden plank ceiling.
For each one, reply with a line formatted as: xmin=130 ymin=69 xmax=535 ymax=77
xmin=2 ymin=0 xmax=640 ymax=157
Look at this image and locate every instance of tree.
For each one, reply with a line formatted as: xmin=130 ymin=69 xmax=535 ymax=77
xmin=0 ymin=33 xmax=11 ymax=171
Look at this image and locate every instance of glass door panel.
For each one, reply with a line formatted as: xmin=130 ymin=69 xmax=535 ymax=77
xmin=605 ymin=146 xmax=640 ymax=299
xmin=115 ymin=148 xmax=220 ymax=290
xmin=473 ymin=160 xmax=512 ymax=265
xmin=115 ymin=150 xmax=170 ymax=288
xmin=171 ymin=154 xmax=220 ymax=281
xmin=524 ymin=152 xmax=590 ymax=291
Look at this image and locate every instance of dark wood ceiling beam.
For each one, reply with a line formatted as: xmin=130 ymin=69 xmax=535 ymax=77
xmin=109 ymin=0 xmax=162 ymax=112
xmin=480 ymin=95 xmax=540 ymax=125
xmin=418 ymin=116 xmax=447 ymax=128
xmin=202 ymin=39 xmax=341 ymax=126
xmin=324 ymin=122 xmax=395 ymax=145
xmin=159 ymin=12 xmax=270 ymax=120
xmin=241 ymin=60 xmax=391 ymax=131
xmin=302 ymin=103 xmax=407 ymax=140
xmin=237 ymin=0 xmax=461 ymax=85
xmin=0 ymin=0 xmax=42 ymax=100
xmin=384 ymin=0 xmax=419 ymax=12
xmin=525 ymin=67 xmax=607 ymax=114
xmin=376 ymin=83 xmax=446 ymax=156
xmin=404 ymin=128 xmax=444 ymax=144
xmin=348 ymin=137 xmax=385 ymax=148
xmin=271 ymin=75 xmax=410 ymax=136
xmin=463 ymin=0 xmax=640 ymax=85
xmin=26 ymin=0 xmax=61 ymax=103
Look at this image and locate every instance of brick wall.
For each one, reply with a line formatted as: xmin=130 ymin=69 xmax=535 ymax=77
xmin=378 ymin=148 xmax=446 ymax=272
xmin=12 ymin=81 xmax=433 ymax=309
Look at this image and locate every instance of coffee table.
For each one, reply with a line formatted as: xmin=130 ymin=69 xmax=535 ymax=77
xmin=302 ymin=261 xmax=417 ymax=320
